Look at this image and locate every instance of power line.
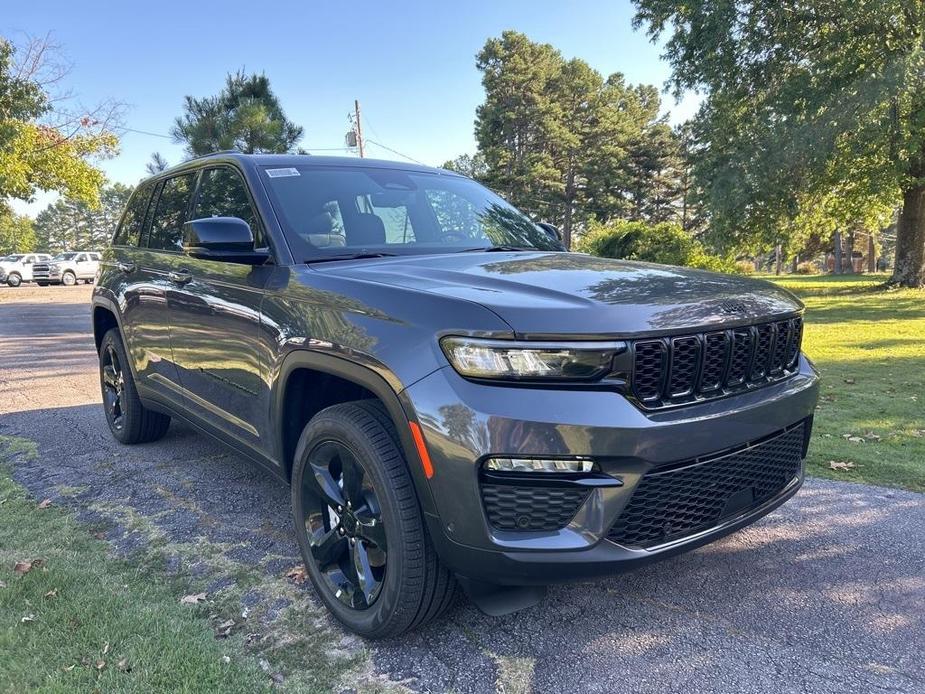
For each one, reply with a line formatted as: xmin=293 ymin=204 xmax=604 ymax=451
xmin=119 ymin=127 xmax=173 ymax=140
xmin=365 ymin=139 xmax=426 ymax=165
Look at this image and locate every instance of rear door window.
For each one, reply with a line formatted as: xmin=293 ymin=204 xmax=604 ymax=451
xmin=114 ymin=182 xmax=154 ymax=247
xmin=147 ymin=173 xmax=197 ymax=251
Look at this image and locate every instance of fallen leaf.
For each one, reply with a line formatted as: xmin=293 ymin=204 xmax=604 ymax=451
xmin=221 ymin=655 xmax=231 ymax=664
xmin=180 ymin=592 xmax=207 ymax=605
xmin=21 ymin=614 xmax=35 ymax=624
xmin=96 ymin=660 xmax=106 ymax=671
xmin=285 ymin=566 xmax=308 ymax=584
xmin=843 ymin=378 xmax=856 ymax=384
xmin=14 ymin=559 xmax=43 ymax=575
xmin=0 ymin=580 xmax=7 ymax=589
xmin=863 ymin=431 xmax=882 ymax=442
xmin=847 ymin=436 xmax=864 ymax=443
xmin=214 ymin=619 xmax=235 ymax=638
xmin=829 ymin=460 xmax=856 ymax=471
xmin=37 ymin=498 xmax=52 ymax=509
xmin=117 ymin=658 xmax=131 ymax=672
xmin=102 ymin=642 xmax=110 ymax=655
xmin=62 ymin=665 xmax=75 ymax=672
xmin=43 ymin=589 xmax=58 ymax=599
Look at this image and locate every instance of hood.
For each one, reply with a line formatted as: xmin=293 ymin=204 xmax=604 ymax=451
xmin=311 ymin=252 xmax=803 ymax=338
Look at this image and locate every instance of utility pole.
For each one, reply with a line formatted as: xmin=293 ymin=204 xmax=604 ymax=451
xmin=354 ymin=100 xmax=365 ymax=158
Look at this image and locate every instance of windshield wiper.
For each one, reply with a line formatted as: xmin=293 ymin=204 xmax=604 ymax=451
xmin=456 ymin=245 xmax=536 ymax=253
xmin=306 ymin=252 xmax=399 ymax=264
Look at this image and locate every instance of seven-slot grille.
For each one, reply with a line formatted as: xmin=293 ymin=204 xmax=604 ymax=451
xmin=631 ymin=317 xmax=802 ymax=409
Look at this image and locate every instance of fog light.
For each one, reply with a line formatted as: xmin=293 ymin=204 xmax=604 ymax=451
xmin=483 ymin=457 xmax=595 ymax=473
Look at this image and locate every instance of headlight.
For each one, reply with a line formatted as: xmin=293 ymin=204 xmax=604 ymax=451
xmin=440 ymin=337 xmax=625 ymax=381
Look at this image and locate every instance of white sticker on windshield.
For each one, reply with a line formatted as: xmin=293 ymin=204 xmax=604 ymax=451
xmin=265 ymin=167 xmax=300 ymax=178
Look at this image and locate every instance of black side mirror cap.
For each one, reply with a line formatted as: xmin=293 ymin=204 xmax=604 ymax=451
xmin=182 ymin=217 xmax=270 ymax=265
xmin=537 ymin=222 xmax=562 ymax=241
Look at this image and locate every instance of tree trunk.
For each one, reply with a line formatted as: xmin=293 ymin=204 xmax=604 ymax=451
xmin=868 ymin=234 xmax=876 ymax=274
xmin=833 ymin=230 xmax=842 ymax=274
xmin=892 ymin=183 xmax=925 ymax=287
xmin=562 ymin=167 xmax=575 ymax=250
xmin=774 ymin=244 xmax=782 ymax=275
xmin=791 ymin=255 xmax=799 ymax=273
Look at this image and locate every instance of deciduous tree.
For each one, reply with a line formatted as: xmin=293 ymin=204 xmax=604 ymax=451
xmin=0 ymin=36 xmax=119 ymax=206
xmin=0 ymin=203 xmax=35 ymax=254
xmin=632 ymin=0 xmax=925 ymax=286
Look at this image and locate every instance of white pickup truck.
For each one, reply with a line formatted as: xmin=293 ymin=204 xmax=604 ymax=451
xmin=0 ymin=253 xmax=54 ymax=287
xmin=32 ymin=252 xmax=102 ymax=286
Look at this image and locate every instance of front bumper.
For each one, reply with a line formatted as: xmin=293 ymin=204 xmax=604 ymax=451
xmin=403 ymin=355 xmax=820 ymax=585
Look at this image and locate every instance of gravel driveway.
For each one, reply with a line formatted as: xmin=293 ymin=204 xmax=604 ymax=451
xmin=1 ymin=285 xmax=923 ymax=693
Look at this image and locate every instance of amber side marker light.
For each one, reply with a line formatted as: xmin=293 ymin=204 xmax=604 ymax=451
xmin=409 ymin=422 xmax=435 ymax=479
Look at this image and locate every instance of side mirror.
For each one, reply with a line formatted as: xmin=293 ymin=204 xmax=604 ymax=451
xmin=182 ymin=217 xmax=269 ymax=265
xmin=537 ymin=222 xmax=563 ymax=241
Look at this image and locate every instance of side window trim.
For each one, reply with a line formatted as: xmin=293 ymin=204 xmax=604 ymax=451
xmin=140 ymin=180 xmax=164 ymax=249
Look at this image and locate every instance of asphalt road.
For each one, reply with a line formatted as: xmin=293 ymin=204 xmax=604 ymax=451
xmin=1 ymin=285 xmax=923 ymax=694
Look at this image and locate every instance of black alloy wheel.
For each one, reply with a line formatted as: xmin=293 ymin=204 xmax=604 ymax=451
xmin=97 ymin=329 xmax=170 ymax=444
xmin=101 ymin=342 xmax=126 ymax=432
xmin=300 ymin=440 xmax=388 ymax=609
xmin=291 ymin=401 xmax=456 ymax=638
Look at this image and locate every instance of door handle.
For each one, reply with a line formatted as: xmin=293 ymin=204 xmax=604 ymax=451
xmin=167 ymin=269 xmax=192 ymax=285
xmin=117 ymin=261 xmax=135 ymax=274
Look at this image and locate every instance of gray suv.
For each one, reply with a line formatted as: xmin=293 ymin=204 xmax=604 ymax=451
xmin=92 ymin=153 xmax=819 ymax=637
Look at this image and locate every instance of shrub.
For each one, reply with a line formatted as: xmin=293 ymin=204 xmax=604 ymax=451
xmin=574 ymin=219 xmax=738 ymax=273
xmin=795 ymin=261 xmax=817 ymax=275
xmin=734 ymin=260 xmax=755 ymax=274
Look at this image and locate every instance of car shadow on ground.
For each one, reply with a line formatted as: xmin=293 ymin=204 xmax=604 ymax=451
xmin=1 ymin=402 xmax=923 ymax=693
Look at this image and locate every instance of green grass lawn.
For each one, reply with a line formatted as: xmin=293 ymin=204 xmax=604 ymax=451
xmin=0 ymin=458 xmax=273 ymax=693
xmin=766 ymin=273 xmax=925 ymax=492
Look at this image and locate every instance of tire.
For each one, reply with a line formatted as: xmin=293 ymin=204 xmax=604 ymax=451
xmin=98 ymin=328 xmax=170 ymax=444
xmin=36 ymin=282 xmax=48 ymax=287
xmin=62 ymin=271 xmax=76 ymax=286
xmin=7 ymin=273 xmax=21 ymax=287
xmin=291 ymin=400 xmax=455 ymax=638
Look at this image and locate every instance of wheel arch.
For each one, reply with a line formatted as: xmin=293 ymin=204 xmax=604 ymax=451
xmin=274 ymin=350 xmax=437 ymax=515
xmin=92 ymin=298 xmax=122 ymax=352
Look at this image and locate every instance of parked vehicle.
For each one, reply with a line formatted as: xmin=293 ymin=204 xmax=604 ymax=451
xmin=92 ymin=153 xmax=819 ymax=637
xmin=0 ymin=253 xmax=54 ymax=287
xmin=33 ymin=252 xmax=102 ymax=286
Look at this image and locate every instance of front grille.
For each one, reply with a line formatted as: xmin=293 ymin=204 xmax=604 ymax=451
xmin=481 ymin=484 xmax=589 ymax=531
xmin=607 ymin=423 xmax=805 ymax=548
xmin=630 ymin=316 xmax=802 ymax=409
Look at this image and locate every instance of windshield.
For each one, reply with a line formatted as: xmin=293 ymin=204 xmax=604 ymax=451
xmin=260 ymin=165 xmax=562 ymax=261
xmin=3 ymin=255 xmax=24 ymax=262
xmin=53 ymin=253 xmax=78 ymax=261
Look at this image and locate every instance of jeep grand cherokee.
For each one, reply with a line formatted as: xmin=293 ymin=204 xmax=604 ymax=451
xmin=92 ymin=153 xmax=819 ymax=637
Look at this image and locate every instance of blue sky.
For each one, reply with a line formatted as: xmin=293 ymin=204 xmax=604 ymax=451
xmin=4 ymin=1 xmax=697 ymax=216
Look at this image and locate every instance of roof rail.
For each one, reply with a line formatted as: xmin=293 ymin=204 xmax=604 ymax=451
xmin=184 ymin=149 xmax=241 ymax=162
